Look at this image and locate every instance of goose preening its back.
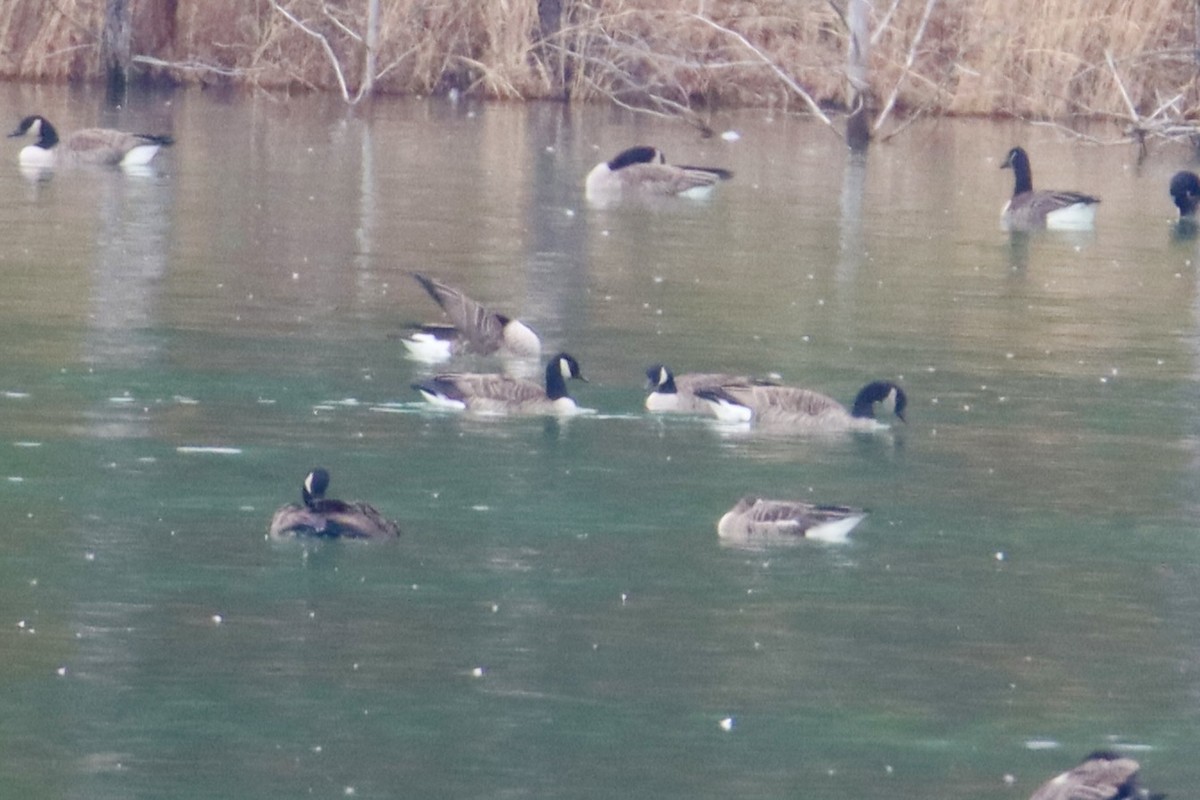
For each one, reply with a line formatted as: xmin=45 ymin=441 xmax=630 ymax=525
xmin=1000 ymin=146 xmax=1100 ymax=231
xmin=412 ymin=352 xmax=588 ymax=415
xmin=718 ymin=497 xmax=867 ymax=545
xmin=694 ymin=380 xmax=907 ymax=431
xmin=9 ymin=115 xmax=174 ymax=168
xmin=1169 ymin=170 xmax=1200 ymax=218
xmin=268 ymin=468 xmax=400 ymax=540
xmin=585 ymin=146 xmax=733 ymax=202
xmin=643 ymin=364 xmax=777 ymax=414
xmin=1027 ymin=751 xmax=1163 ymax=800
xmin=400 ymin=272 xmax=541 ymax=363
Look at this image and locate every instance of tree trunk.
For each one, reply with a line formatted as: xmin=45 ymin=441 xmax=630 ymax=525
xmin=102 ymin=0 xmax=131 ymax=99
xmin=845 ymin=0 xmax=871 ymax=152
xmin=538 ymin=0 xmax=568 ymax=99
xmin=361 ymin=0 xmax=379 ymax=100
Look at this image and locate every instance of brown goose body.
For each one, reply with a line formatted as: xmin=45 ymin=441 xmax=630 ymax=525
xmin=412 ymin=352 xmax=587 ymax=416
xmin=696 ymin=381 xmax=907 ymax=432
xmin=268 ymin=468 xmax=399 ymax=540
xmin=1000 ymin=146 xmax=1099 ymax=231
xmin=9 ymin=115 xmax=173 ymax=168
xmin=401 ymin=272 xmax=541 ymax=362
xmin=586 ymin=146 xmax=732 ymax=201
xmin=717 ymin=497 xmax=867 ymax=544
xmin=1027 ymin=751 xmax=1162 ymax=800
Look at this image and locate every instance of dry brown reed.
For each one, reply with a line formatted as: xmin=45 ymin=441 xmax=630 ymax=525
xmin=1 ymin=0 xmax=1197 ymax=132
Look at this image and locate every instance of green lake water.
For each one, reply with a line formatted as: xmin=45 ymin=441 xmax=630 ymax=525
xmin=0 ymin=83 xmax=1197 ymax=799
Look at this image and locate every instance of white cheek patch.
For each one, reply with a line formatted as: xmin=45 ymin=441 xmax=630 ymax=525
xmin=559 ymin=359 xmax=573 ymax=380
xmin=882 ymin=388 xmax=897 ymax=415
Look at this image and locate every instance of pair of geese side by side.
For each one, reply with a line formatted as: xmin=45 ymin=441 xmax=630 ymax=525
xmin=399 ymin=272 xmax=590 ymax=414
xmin=645 ymin=364 xmax=907 ymax=432
xmin=9 ymin=114 xmax=174 ymax=168
xmin=269 ymin=468 xmax=400 ymax=540
xmin=644 ymin=364 xmax=905 ymax=544
xmin=1005 ymin=146 xmax=1197 ymax=232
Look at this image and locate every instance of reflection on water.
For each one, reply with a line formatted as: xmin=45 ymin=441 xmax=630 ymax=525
xmin=0 ymin=83 xmax=1198 ymax=798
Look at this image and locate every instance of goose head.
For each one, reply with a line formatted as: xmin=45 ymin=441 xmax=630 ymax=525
xmin=607 ymin=145 xmax=664 ymax=171
xmin=1170 ymin=170 xmax=1200 ymax=217
xmin=8 ymin=115 xmax=57 ymax=148
xmin=644 ymin=364 xmax=676 ymax=393
xmin=1000 ymin=146 xmax=1033 ymax=195
xmin=545 ymin=352 xmax=586 ymax=400
xmin=302 ymin=467 xmax=332 ymax=508
xmin=851 ymin=381 xmax=907 ymax=423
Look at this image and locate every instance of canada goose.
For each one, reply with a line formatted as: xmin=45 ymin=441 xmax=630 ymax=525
xmin=717 ymin=496 xmax=867 ymax=544
xmin=412 ymin=352 xmax=587 ymax=415
xmin=8 ymin=115 xmax=174 ymax=168
xmin=1170 ymin=170 xmax=1200 ymax=217
xmin=694 ymin=380 xmax=907 ymax=431
xmin=1000 ymin=146 xmax=1100 ymax=231
xmin=585 ymin=146 xmax=733 ymax=201
xmin=644 ymin=364 xmax=777 ymax=414
xmin=400 ymin=272 xmax=541 ymax=363
xmin=1027 ymin=751 xmax=1163 ymax=800
xmin=268 ymin=468 xmax=400 ymax=540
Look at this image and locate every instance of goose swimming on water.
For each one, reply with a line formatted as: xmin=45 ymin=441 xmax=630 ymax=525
xmin=1026 ymin=751 xmax=1163 ymax=800
xmin=717 ymin=497 xmax=867 ymax=545
xmin=695 ymin=380 xmax=907 ymax=431
xmin=400 ymin=272 xmax=541 ymax=363
xmin=1000 ymin=146 xmax=1100 ymax=231
xmin=644 ymin=364 xmax=777 ymax=414
xmin=8 ymin=114 xmax=174 ymax=168
xmin=585 ymin=146 xmax=733 ymax=202
xmin=268 ymin=468 xmax=400 ymax=540
xmin=412 ymin=352 xmax=588 ymax=415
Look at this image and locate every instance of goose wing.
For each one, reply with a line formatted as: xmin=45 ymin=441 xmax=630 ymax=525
xmin=719 ymin=497 xmax=866 ymax=542
xmin=740 ymin=499 xmax=859 ymax=526
xmin=412 ymin=273 xmax=506 ymax=354
xmin=719 ymin=384 xmax=847 ymax=417
xmin=618 ymin=162 xmax=728 ymax=195
xmin=269 ymin=503 xmax=321 ymax=538
xmin=674 ymin=373 xmax=753 ymax=393
xmin=1032 ymin=189 xmax=1099 ymax=213
xmin=437 ymin=372 xmax=546 ymax=404
xmin=1028 ymin=756 xmax=1143 ymax=800
xmin=65 ymin=128 xmax=170 ymax=164
xmin=312 ymin=499 xmax=400 ymax=538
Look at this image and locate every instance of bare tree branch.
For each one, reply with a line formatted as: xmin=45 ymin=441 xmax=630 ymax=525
xmin=268 ymin=0 xmax=352 ymax=102
xmin=132 ymin=54 xmax=260 ymax=78
xmin=686 ymin=12 xmax=836 ymax=128
xmin=873 ymin=0 xmax=937 ymax=133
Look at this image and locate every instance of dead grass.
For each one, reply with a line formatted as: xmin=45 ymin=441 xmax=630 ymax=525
xmin=0 ymin=0 xmax=1197 ymax=125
